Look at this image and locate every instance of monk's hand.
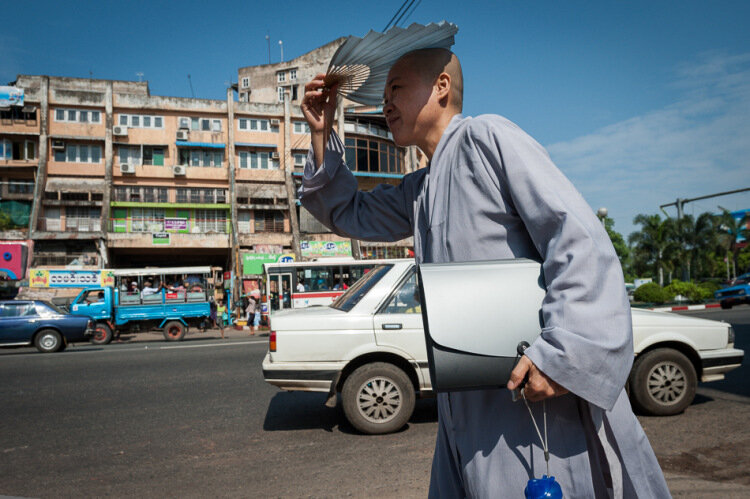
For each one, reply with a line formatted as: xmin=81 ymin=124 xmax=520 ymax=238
xmin=507 ymin=355 xmax=569 ymax=402
xmin=301 ymin=74 xmax=339 ymax=167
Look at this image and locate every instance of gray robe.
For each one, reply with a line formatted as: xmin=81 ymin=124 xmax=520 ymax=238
xmin=300 ymin=114 xmax=670 ymax=498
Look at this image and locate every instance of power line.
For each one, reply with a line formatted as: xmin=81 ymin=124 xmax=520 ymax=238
xmin=383 ymin=0 xmax=411 ymax=31
xmin=394 ymin=0 xmax=421 ymax=27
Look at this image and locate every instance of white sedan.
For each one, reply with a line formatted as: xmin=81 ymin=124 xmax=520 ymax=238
xmin=262 ymin=261 xmax=743 ymax=434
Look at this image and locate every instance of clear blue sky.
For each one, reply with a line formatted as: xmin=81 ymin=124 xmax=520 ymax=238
xmin=2 ymin=0 xmax=749 ymax=237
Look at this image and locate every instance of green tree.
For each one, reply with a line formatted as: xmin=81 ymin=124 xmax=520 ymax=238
xmin=602 ymin=216 xmax=630 ymax=267
xmin=674 ymin=212 xmax=718 ymax=281
xmin=717 ymin=209 xmax=749 ymax=279
xmin=628 ymin=214 xmax=679 ymax=286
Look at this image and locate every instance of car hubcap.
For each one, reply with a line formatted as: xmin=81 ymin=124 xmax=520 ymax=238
xmin=647 ymin=361 xmax=686 ymax=405
xmin=41 ymin=335 xmax=56 ymax=349
xmin=357 ymin=377 xmax=401 ymax=424
xmin=168 ymin=326 xmax=181 ymax=338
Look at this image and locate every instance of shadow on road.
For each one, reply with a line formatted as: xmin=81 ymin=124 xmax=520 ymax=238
xmin=263 ymin=392 xmax=439 ymax=434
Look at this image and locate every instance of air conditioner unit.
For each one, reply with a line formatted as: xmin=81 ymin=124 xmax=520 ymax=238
xmin=270 ymin=119 xmax=280 ymax=127
xmin=51 ymin=140 xmax=65 ymax=150
xmin=271 ymin=151 xmax=279 ymax=159
xmin=173 ymin=165 xmax=187 ymax=176
xmin=176 ymin=130 xmax=189 ymax=140
xmin=113 ymin=125 xmax=128 ymax=136
xmin=120 ymin=163 xmax=135 ymax=174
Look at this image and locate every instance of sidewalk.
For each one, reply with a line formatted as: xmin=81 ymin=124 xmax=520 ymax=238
xmin=114 ymin=325 xmax=270 ymax=343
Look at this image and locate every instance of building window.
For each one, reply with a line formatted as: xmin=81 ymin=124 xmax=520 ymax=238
xmin=54 ymin=143 xmax=102 ymax=164
xmin=344 ymin=137 xmax=402 ymax=173
xmin=54 ymin=108 xmax=102 ymax=124
xmin=1 ymin=106 xmax=36 ymax=121
xmin=242 ymin=77 xmax=250 ymax=88
xmin=117 ymin=114 xmax=164 ymax=129
xmin=176 ymin=188 xmax=188 ymax=203
xmin=238 ymin=118 xmax=270 ymax=131
xmin=278 ymin=87 xmax=285 ymax=102
xmin=130 ymin=208 xmax=165 ymax=232
xmin=293 ymin=121 xmax=310 ymax=134
xmin=293 ymin=153 xmax=306 ymax=167
xmin=119 ymin=146 xmax=141 ymax=166
xmin=7 ymin=180 xmax=34 ymax=194
xmin=178 ymin=148 xmax=223 ymax=167
xmin=195 ymin=209 xmax=227 ymax=233
xmin=277 ymin=71 xmax=286 ymax=83
xmin=143 ymin=147 xmax=165 ymax=166
xmin=289 ymin=69 xmax=297 ymax=81
xmin=65 ymin=206 xmax=101 ymax=232
xmin=254 ymin=210 xmax=285 ymax=232
xmin=1 ymin=139 xmax=36 ymax=160
xmin=238 ymin=150 xmax=277 ymax=170
xmin=114 ymin=186 xmax=128 ymax=202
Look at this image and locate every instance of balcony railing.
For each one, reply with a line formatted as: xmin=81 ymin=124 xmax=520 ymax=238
xmin=38 ymin=218 xmax=101 ymax=232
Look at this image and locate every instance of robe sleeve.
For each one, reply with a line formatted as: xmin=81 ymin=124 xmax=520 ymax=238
xmin=468 ymin=116 xmax=633 ymax=411
xmin=298 ymin=130 xmax=416 ymax=242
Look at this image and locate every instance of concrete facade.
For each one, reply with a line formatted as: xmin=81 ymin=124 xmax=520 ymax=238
xmin=1 ymin=39 xmax=422 ymax=280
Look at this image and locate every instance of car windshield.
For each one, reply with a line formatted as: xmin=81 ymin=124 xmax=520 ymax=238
xmin=331 ymin=264 xmax=393 ymax=312
xmin=38 ymin=301 xmax=68 ymax=316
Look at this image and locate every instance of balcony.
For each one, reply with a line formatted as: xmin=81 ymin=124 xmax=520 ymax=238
xmin=35 ymin=218 xmax=103 ymax=239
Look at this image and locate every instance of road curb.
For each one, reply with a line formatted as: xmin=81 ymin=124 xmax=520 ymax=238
xmin=649 ymin=303 xmax=721 ymax=312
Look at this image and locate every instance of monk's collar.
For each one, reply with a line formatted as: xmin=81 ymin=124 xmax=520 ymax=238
xmin=431 ymin=114 xmax=466 ymax=162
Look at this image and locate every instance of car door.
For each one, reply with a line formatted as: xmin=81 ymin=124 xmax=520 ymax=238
xmin=70 ymin=288 xmax=109 ymax=320
xmin=372 ymin=271 xmax=429 ymax=380
xmin=0 ymin=302 xmax=38 ymax=344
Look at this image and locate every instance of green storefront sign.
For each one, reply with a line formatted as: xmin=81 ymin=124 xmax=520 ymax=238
xmin=242 ymin=253 xmax=295 ymax=275
xmin=300 ymin=240 xmax=352 ymax=258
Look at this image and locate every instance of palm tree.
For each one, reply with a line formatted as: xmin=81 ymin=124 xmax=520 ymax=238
xmin=674 ymin=213 xmax=718 ymax=281
xmin=717 ymin=209 xmax=749 ymax=279
xmin=629 ymin=214 xmax=679 ymax=286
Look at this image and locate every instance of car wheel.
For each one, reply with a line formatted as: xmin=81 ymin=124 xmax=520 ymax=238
xmin=720 ymin=301 xmax=732 ymax=310
xmin=341 ymin=362 xmax=415 ymax=435
xmin=630 ymin=348 xmax=697 ymax=416
xmin=34 ymin=329 xmax=63 ymax=353
xmin=91 ymin=322 xmax=113 ymax=345
xmin=163 ymin=321 xmax=186 ymax=341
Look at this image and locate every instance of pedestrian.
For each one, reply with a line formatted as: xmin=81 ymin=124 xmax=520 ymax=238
xmin=299 ymin=48 xmax=669 ymax=497
xmin=215 ymin=299 xmax=227 ymax=340
xmin=208 ymin=295 xmax=217 ymax=329
xmin=297 ymin=278 xmax=306 ymax=292
xmin=245 ymin=295 xmax=259 ymax=335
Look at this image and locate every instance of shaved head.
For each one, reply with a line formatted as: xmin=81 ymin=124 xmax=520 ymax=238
xmin=393 ymin=48 xmax=463 ymax=112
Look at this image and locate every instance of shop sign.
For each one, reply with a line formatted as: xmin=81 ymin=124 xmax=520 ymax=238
xmin=300 ymin=240 xmax=352 ymax=258
xmin=29 ymin=269 xmax=115 ymax=288
xmin=242 ymin=253 xmax=296 ymax=275
xmin=0 ymin=86 xmax=23 ymax=107
xmin=164 ymin=218 xmax=187 ymax=231
xmin=152 ymin=232 xmax=170 ymax=245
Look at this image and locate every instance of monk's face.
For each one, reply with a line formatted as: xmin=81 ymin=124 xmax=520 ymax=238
xmin=383 ymin=58 xmax=435 ymax=147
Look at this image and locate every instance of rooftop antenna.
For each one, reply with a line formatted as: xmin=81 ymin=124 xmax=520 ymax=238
xmin=265 ymin=34 xmax=271 ymax=64
xmin=187 ymin=74 xmax=195 ymax=98
xmin=136 ymin=72 xmax=144 ymax=82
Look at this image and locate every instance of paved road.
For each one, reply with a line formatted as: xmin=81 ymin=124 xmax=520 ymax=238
xmin=0 ymin=309 xmax=748 ymax=497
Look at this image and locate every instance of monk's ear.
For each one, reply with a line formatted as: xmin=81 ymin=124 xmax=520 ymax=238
xmin=434 ymin=72 xmax=451 ymax=103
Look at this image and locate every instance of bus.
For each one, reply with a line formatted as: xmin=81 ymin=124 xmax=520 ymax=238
xmin=260 ymin=258 xmax=406 ymax=321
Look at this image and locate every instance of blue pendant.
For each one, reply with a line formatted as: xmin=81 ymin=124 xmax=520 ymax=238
xmin=524 ymin=475 xmax=563 ymax=499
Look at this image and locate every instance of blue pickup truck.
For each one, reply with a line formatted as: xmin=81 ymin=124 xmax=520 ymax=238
xmin=68 ymin=267 xmax=213 ymax=343
xmin=715 ymin=272 xmax=750 ymax=309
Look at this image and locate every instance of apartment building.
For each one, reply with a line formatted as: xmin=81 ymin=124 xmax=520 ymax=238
xmin=0 ymin=38 xmax=422 ymax=287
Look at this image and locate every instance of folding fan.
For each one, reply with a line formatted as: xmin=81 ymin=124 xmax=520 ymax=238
xmin=325 ymin=21 xmax=459 ymax=106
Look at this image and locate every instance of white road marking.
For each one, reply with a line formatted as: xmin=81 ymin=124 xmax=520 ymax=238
xmin=159 ymin=340 xmax=265 ymax=350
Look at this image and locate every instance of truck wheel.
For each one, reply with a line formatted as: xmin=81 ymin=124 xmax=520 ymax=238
xmin=341 ymin=362 xmax=415 ymax=435
xmin=91 ymin=322 xmax=113 ymax=345
xmin=35 ymin=329 xmax=63 ymax=353
xmin=720 ymin=301 xmax=732 ymax=310
xmin=629 ymin=348 xmax=697 ymax=416
xmin=163 ymin=321 xmax=186 ymax=341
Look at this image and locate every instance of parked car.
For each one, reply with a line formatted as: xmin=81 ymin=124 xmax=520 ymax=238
xmin=715 ymin=273 xmax=750 ymax=309
xmin=262 ymin=261 xmax=744 ymax=434
xmin=0 ymin=300 xmax=94 ymax=353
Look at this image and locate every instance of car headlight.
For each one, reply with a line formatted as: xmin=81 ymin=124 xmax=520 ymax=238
xmin=738 ymin=289 xmax=746 ymax=296
xmin=728 ymin=325 xmax=735 ymax=346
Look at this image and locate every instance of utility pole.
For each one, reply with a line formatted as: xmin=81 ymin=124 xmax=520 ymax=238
xmin=265 ymin=35 xmax=270 ymax=64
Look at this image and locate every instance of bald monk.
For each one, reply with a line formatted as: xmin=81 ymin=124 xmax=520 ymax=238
xmin=300 ymin=49 xmax=670 ymax=498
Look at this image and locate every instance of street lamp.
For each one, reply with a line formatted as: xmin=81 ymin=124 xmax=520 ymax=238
xmin=265 ymin=35 xmax=270 ymax=64
xmin=279 ymin=40 xmax=284 ymax=63
xmin=596 ymin=207 xmax=608 ymax=228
